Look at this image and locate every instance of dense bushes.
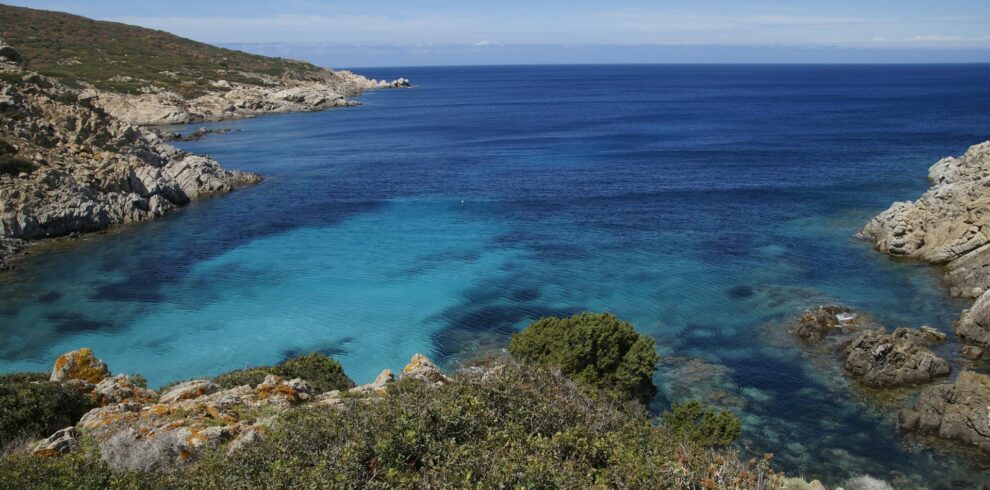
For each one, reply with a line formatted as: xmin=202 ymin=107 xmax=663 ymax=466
xmin=0 ymin=372 xmax=96 ymax=449
xmin=661 ymin=400 xmax=743 ymax=448
xmin=509 ymin=312 xmax=660 ymax=403
xmin=0 ymin=363 xmax=779 ymax=489
xmin=213 ymin=352 xmax=355 ymax=393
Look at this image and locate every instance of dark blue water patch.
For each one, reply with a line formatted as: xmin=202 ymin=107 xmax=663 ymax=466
xmin=45 ymin=312 xmax=114 ymax=334
xmin=728 ymin=286 xmax=755 ymax=299
xmin=38 ymin=291 xmax=61 ymax=303
xmin=281 ymin=338 xmax=353 ymax=361
xmin=428 ymin=303 xmax=584 ymax=363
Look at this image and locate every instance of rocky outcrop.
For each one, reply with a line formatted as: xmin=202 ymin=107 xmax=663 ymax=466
xmin=31 ymin=348 xmax=445 ymax=470
xmin=90 ymin=72 xmax=410 ymax=126
xmin=29 ymin=427 xmax=79 ymax=458
xmin=955 ymin=292 xmax=990 ymax=348
xmin=861 ymin=142 xmax=990 ymax=347
xmin=0 ymin=62 xmax=261 ymax=268
xmin=792 ymin=304 xmax=863 ymax=343
xmin=843 ymin=328 xmax=951 ymax=387
xmin=898 ymin=370 xmax=990 ymax=454
xmin=50 ymin=348 xmax=110 ymax=384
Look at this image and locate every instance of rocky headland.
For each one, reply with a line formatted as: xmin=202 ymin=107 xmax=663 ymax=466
xmin=0 ymin=4 xmax=409 ymax=270
xmin=0 ymin=47 xmax=261 ymax=269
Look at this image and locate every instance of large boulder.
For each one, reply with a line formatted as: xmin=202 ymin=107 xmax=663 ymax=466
xmin=159 ymin=379 xmax=221 ymax=404
xmin=92 ymin=374 xmax=157 ymax=405
xmin=955 ymin=289 xmax=990 ymax=348
xmin=50 ymin=348 xmax=110 ymax=384
xmin=400 ymin=353 xmax=450 ymax=385
xmin=843 ymin=328 xmax=950 ymax=387
xmin=29 ymin=427 xmax=79 ymax=458
xmin=898 ymin=370 xmax=990 ymax=454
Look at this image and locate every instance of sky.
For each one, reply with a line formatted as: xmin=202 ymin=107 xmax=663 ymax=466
xmin=7 ymin=1 xmax=990 ymax=66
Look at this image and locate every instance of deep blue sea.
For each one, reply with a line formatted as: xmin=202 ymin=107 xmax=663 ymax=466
xmin=3 ymin=65 xmax=990 ymax=486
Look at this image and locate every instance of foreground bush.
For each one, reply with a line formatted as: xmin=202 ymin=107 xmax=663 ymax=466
xmin=0 ymin=362 xmax=780 ymax=489
xmin=0 ymin=372 xmax=96 ymax=449
xmin=508 ymin=312 xmax=660 ymax=403
xmin=212 ymin=352 xmax=355 ymax=393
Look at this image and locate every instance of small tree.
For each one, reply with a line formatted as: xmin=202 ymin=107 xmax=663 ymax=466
xmin=661 ymin=400 xmax=742 ymax=447
xmin=508 ymin=312 xmax=659 ymax=403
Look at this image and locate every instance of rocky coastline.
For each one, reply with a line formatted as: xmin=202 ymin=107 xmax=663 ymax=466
xmin=861 ymin=141 xmax=990 ymax=350
xmin=855 ymin=142 xmax=990 ymax=457
xmin=0 ymin=39 xmax=408 ymax=271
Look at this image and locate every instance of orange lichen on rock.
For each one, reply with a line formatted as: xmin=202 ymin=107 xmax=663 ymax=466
xmin=50 ymin=348 xmax=110 ymax=384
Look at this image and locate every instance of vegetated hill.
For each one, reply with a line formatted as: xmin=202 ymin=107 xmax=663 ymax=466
xmin=0 ymin=3 xmax=330 ymax=98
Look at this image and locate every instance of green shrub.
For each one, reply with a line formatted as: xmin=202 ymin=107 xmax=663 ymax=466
xmin=213 ymin=353 xmax=355 ymax=393
xmin=0 ymin=372 xmax=96 ymax=449
xmin=0 ymin=155 xmax=37 ymax=176
xmin=508 ymin=312 xmax=659 ymax=403
xmin=661 ymin=400 xmax=742 ymax=448
xmin=0 ymin=363 xmax=778 ymax=488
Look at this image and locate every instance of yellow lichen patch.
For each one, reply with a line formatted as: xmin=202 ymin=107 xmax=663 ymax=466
xmin=33 ymin=448 xmax=59 ymax=459
xmin=205 ymin=405 xmax=238 ymax=423
xmin=146 ymin=404 xmax=173 ymax=417
xmin=402 ymin=353 xmax=430 ymax=375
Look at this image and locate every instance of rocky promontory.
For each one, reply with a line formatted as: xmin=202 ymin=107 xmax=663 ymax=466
xmin=861 ymin=141 xmax=990 ymax=349
xmin=89 ymin=74 xmax=409 ymax=126
xmin=0 ymin=48 xmax=261 ymax=269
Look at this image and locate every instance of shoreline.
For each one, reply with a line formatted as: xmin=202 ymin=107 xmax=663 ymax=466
xmin=0 ymin=46 xmax=408 ymax=271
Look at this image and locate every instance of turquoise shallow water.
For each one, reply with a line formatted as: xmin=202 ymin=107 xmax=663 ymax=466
xmin=3 ymin=65 xmax=990 ymax=486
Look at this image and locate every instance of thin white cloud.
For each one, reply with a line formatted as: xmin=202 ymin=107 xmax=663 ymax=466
xmin=902 ymin=34 xmax=963 ymax=42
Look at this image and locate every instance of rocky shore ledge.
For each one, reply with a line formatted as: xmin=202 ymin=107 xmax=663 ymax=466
xmin=861 ymin=141 xmax=990 ymax=350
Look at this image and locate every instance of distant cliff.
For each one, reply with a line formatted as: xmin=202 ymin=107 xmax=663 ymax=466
xmin=0 ymin=3 xmax=408 ymax=125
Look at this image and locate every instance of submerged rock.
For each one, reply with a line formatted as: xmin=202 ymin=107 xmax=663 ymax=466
xmin=843 ymin=328 xmax=951 ymax=387
xmin=898 ymin=370 xmax=990 ymax=454
xmin=961 ymin=345 xmax=984 ymax=360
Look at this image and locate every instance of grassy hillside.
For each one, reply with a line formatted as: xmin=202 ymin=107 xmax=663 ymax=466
xmin=0 ymin=4 xmax=329 ymax=97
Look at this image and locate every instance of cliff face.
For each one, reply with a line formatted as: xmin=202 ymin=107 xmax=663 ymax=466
xmin=862 ymin=141 xmax=990 ymax=348
xmin=0 ymin=46 xmax=262 ymax=268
